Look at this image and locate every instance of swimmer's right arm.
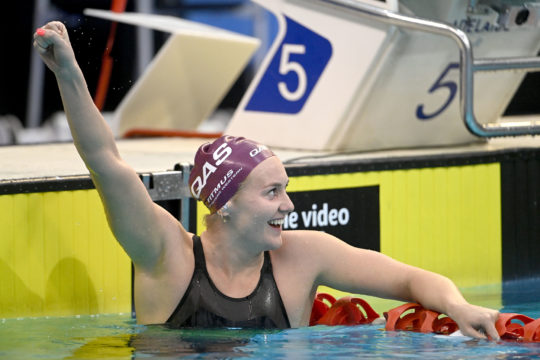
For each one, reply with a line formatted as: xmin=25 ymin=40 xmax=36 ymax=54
xmin=33 ymin=22 xmax=116 ymax=172
xmin=33 ymin=22 xmax=187 ymax=271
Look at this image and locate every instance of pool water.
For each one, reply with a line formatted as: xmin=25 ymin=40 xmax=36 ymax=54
xmin=1 ymin=315 xmax=540 ymax=359
xmin=1 ymin=280 xmax=540 ymax=359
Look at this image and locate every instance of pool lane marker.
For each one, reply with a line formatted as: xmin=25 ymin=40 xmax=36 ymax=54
xmin=311 ymin=293 xmax=540 ymax=342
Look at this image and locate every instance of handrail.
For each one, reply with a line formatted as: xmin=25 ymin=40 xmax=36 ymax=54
xmin=317 ymin=0 xmax=540 ymax=137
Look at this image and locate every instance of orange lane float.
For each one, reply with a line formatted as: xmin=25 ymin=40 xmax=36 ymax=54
xmin=311 ymin=294 xmax=380 ymax=326
xmin=310 ymin=293 xmax=540 ymax=342
xmin=309 ymin=293 xmax=337 ymax=326
xmin=496 ymin=313 xmax=540 ymax=342
xmin=383 ymin=302 xmax=458 ymax=335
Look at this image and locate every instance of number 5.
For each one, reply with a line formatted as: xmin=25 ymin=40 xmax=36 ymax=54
xmin=278 ymin=44 xmax=307 ymax=101
xmin=416 ymin=62 xmax=459 ymax=120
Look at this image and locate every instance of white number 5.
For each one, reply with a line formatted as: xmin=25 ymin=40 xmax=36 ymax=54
xmin=278 ymin=44 xmax=307 ymax=101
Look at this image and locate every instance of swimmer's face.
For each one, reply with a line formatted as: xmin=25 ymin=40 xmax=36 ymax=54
xmin=228 ymin=156 xmax=294 ymax=250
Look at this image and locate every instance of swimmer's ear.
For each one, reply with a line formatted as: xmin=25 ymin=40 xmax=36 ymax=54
xmin=217 ymin=201 xmax=232 ymax=223
xmin=221 ymin=201 xmax=232 ymax=216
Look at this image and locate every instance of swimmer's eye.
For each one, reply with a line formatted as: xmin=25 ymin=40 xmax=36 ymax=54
xmin=268 ymin=188 xmax=277 ymax=198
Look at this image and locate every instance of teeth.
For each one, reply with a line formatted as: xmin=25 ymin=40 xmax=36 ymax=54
xmin=268 ymin=219 xmax=284 ymax=226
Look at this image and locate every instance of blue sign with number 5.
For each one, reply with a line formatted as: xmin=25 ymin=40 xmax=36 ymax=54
xmin=245 ymin=16 xmax=332 ymax=114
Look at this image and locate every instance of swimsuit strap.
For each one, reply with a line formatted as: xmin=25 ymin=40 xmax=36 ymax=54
xmin=262 ymin=250 xmax=272 ymax=276
xmin=192 ymin=235 xmax=206 ymax=271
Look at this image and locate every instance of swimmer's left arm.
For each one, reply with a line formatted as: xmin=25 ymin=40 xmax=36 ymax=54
xmin=308 ymin=231 xmax=500 ymax=340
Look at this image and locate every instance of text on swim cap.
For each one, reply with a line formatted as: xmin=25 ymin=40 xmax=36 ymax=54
xmin=191 ymin=143 xmax=232 ymax=199
xmin=249 ymin=145 xmax=269 ymax=158
xmin=206 ymin=168 xmax=238 ymax=205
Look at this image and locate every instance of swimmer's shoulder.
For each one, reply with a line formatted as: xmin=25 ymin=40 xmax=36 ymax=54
xmin=280 ymin=230 xmax=352 ymax=259
xmin=139 ymin=226 xmax=194 ymax=277
xmin=282 ymin=229 xmax=337 ymax=243
xmin=274 ymin=230 xmax=336 ymax=276
xmin=163 ymin=224 xmax=193 ymax=254
xmin=279 ymin=230 xmax=335 ymax=256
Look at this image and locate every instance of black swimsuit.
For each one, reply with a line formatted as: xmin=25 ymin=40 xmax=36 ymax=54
xmin=166 ymin=235 xmax=291 ymax=329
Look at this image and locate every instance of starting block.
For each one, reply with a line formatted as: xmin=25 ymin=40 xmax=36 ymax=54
xmin=84 ymin=9 xmax=260 ymax=137
xmin=226 ymin=0 xmax=540 ymax=150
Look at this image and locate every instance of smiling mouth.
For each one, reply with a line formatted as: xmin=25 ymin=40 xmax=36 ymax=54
xmin=268 ymin=219 xmax=284 ymax=228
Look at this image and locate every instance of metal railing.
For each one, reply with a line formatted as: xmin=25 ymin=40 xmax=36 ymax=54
xmin=318 ymin=0 xmax=540 ymax=137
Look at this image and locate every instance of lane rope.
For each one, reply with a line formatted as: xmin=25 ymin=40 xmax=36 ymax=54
xmin=310 ymin=292 xmax=540 ymax=342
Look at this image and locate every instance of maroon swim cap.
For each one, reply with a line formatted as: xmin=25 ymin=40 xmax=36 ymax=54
xmin=189 ymin=135 xmax=275 ymax=213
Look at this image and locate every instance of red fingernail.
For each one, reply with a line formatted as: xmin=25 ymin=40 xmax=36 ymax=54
xmin=36 ymin=28 xmax=46 ymax=36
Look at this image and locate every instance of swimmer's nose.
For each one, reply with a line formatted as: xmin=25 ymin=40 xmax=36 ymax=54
xmin=280 ymin=192 xmax=295 ymax=214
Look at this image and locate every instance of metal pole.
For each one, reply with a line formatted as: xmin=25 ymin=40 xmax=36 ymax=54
xmin=26 ymin=0 xmax=50 ymax=128
xmin=135 ymin=0 xmax=154 ymax=77
xmin=316 ymin=0 xmax=540 ymax=137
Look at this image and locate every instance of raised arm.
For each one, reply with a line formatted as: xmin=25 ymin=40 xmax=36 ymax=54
xmin=33 ymin=22 xmax=185 ymax=271
xmin=305 ymin=231 xmax=500 ymax=340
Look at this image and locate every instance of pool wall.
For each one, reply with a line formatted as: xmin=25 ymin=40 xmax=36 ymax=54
xmin=1 ymin=145 xmax=539 ymax=318
xmin=0 ymin=183 xmax=131 ymax=318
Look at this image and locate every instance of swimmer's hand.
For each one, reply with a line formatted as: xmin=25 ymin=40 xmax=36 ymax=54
xmin=33 ymin=21 xmax=77 ymax=77
xmin=446 ymin=302 xmax=500 ymax=341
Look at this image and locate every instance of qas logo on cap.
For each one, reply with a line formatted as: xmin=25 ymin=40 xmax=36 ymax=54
xmin=191 ymin=143 xmax=232 ymax=199
xmin=245 ymin=16 xmax=332 ymax=114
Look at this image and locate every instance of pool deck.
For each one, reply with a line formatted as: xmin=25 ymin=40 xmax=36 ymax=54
xmin=1 ymin=126 xmax=539 ymax=182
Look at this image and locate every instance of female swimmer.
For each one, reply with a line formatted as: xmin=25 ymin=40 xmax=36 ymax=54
xmin=33 ymin=21 xmax=499 ymax=339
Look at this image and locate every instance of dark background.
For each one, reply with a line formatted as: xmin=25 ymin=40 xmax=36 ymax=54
xmin=2 ymin=1 xmax=539 ymax=130
xmin=286 ymin=186 xmax=380 ymax=252
xmin=2 ymin=0 xmax=261 ymax=128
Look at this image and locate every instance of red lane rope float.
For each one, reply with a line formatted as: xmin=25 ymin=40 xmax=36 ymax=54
xmin=494 ymin=313 xmax=540 ymax=342
xmin=311 ymin=294 xmax=380 ymax=326
xmin=309 ymin=293 xmax=336 ymax=326
xmin=122 ymin=128 xmax=223 ymax=139
xmin=524 ymin=318 xmax=540 ymax=342
xmin=383 ymin=303 xmax=458 ymax=335
xmin=310 ymin=296 xmax=540 ymax=342
xmin=383 ymin=303 xmax=540 ymax=341
xmin=94 ymin=0 xmax=128 ymax=110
